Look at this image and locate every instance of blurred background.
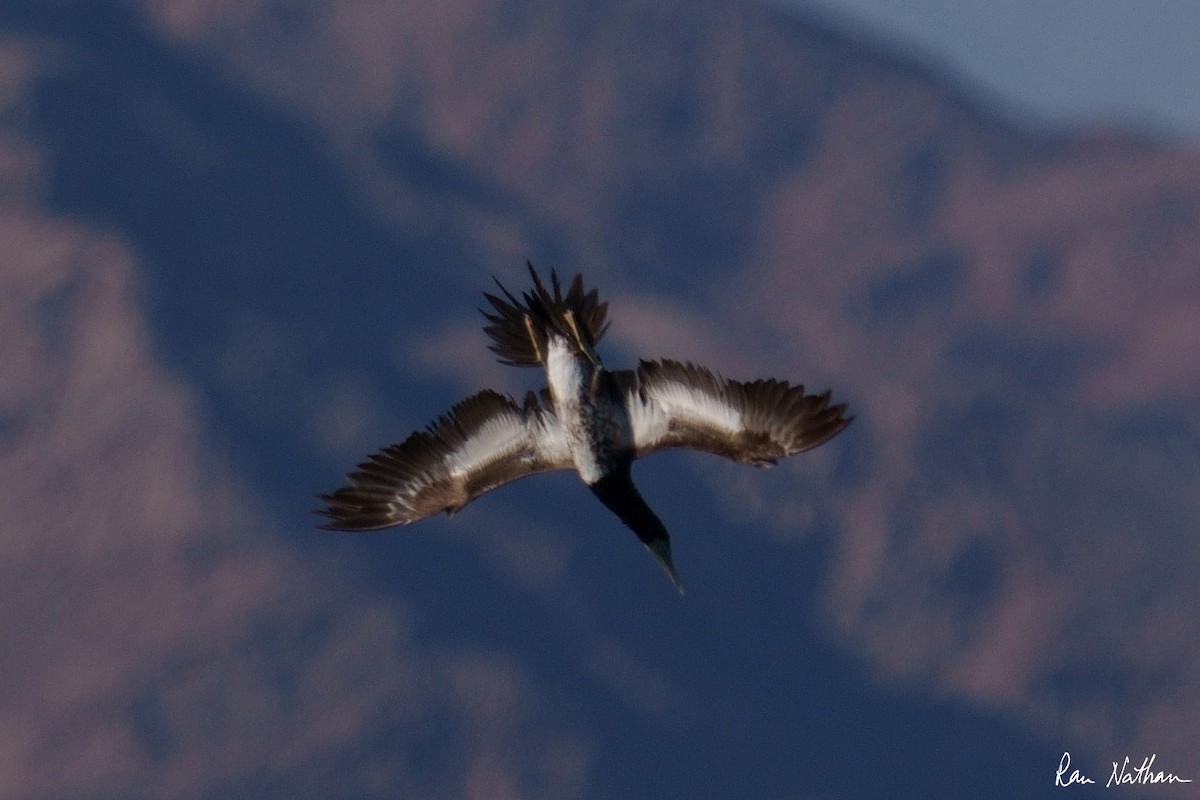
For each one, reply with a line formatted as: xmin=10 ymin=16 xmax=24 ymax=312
xmin=2 ymin=1 xmax=1197 ymax=797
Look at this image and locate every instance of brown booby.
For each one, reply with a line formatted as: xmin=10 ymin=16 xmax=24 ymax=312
xmin=318 ymin=264 xmax=852 ymax=591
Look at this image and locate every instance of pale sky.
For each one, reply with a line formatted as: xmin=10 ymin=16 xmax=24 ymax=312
xmin=788 ymin=0 xmax=1200 ymax=142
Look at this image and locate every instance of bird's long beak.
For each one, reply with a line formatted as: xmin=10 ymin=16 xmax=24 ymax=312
xmin=644 ymin=539 xmax=685 ymax=594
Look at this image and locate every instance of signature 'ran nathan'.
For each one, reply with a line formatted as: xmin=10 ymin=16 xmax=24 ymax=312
xmin=318 ymin=264 xmax=852 ymax=591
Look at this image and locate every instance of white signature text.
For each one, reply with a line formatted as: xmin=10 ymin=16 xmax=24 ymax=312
xmin=1056 ymin=752 xmax=1193 ymax=788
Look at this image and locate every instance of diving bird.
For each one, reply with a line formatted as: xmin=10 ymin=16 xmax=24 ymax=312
xmin=317 ymin=264 xmax=852 ymax=591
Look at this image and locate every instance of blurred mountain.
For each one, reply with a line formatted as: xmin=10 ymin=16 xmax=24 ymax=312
xmin=1 ymin=0 xmax=1197 ymax=797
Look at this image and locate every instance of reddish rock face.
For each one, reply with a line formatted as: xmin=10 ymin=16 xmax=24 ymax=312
xmin=2 ymin=2 xmax=1197 ymax=797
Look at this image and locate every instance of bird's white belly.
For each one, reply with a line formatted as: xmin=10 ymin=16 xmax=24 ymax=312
xmin=546 ymin=339 xmax=605 ymax=483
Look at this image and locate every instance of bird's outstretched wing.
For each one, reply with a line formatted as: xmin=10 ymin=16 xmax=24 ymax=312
xmin=623 ymin=359 xmax=852 ymax=465
xmin=317 ymin=390 xmax=573 ymax=530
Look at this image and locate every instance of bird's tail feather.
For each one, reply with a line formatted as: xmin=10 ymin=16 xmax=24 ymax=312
xmin=480 ymin=262 xmax=610 ymax=367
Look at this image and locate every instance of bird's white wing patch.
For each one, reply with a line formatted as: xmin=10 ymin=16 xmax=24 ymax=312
xmin=625 ymin=360 xmax=746 ymax=452
xmin=647 ymin=379 xmax=744 ymax=434
xmin=528 ymin=407 xmax=572 ymax=466
xmin=626 ymin=384 xmax=670 ymax=451
xmin=445 ymin=411 xmax=531 ymax=478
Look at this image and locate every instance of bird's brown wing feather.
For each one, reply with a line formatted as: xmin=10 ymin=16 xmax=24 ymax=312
xmin=317 ymin=390 xmax=572 ymax=530
xmin=623 ymin=359 xmax=852 ymax=465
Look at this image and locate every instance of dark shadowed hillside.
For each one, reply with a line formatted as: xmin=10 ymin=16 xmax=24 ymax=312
xmin=1 ymin=1 xmax=1196 ymax=797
